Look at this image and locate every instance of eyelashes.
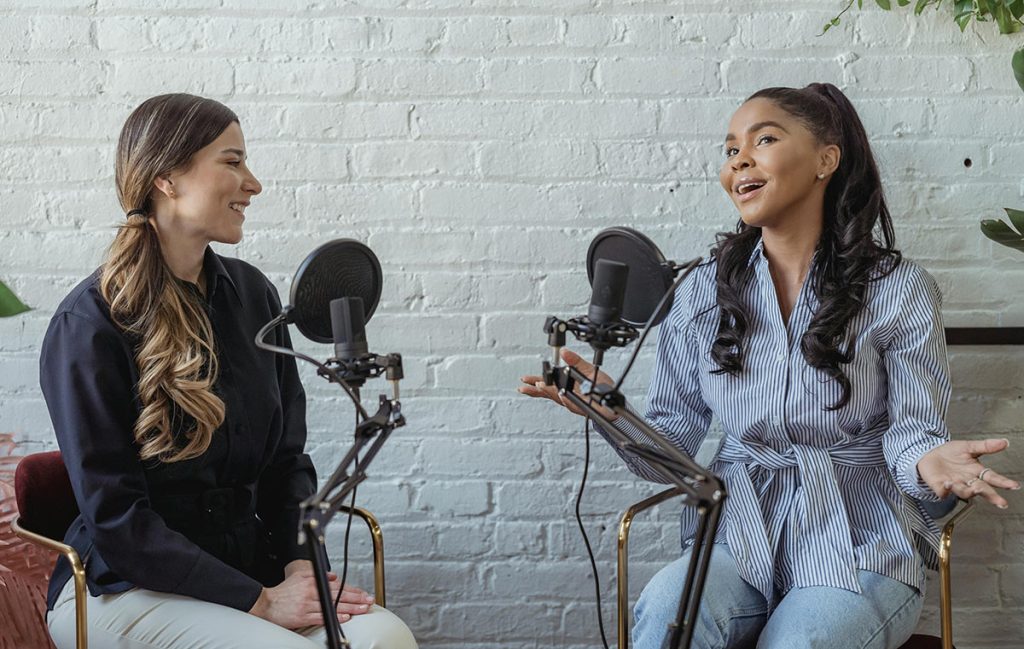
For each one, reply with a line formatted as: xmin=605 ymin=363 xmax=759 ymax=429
xmin=723 ymin=134 xmax=778 ymax=158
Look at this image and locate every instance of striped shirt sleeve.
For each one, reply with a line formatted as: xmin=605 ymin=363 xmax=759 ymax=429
xmin=881 ymin=264 xmax=951 ymax=501
xmin=596 ymin=283 xmax=713 ymax=482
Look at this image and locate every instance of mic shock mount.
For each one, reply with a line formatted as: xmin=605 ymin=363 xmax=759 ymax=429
xmin=544 ymin=315 xmax=638 ymax=367
xmin=319 ymin=352 xmax=405 ymax=393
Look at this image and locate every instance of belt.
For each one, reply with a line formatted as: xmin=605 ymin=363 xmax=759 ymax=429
xmin=714 ymin=429 xmax=888 ymax=606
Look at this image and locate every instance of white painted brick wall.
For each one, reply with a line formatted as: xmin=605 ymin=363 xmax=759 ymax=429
xmin=1 ymin=1 xmax=1023 ymax=647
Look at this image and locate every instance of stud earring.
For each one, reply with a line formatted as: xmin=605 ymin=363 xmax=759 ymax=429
xmin=817 ymin=173 xmax=825 ymax=180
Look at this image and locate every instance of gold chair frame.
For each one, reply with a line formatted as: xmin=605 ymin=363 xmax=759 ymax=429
xmin=616 ymin=487 xmax=973 ymax=649
xmin=10 ymin=515 xmax=88 ymax=649
xmin=9 ymin=505 xmax=388 ymax=649
xmin=339 ymin=504 xmax=388 ymax=608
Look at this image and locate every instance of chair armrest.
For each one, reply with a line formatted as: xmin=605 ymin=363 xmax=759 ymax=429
xmin=616 ymin=488 xmax=685 ymax=649
xmin=338 ymin=505 xmax=386 ymax=609
xmin=10 ymin=517 xmax=88 ymax=648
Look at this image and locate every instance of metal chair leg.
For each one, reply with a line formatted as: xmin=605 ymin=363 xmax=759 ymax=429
xmin=939 ymin=500 xmax=973 ymax=649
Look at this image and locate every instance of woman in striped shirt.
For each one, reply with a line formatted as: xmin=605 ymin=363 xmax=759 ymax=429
xmin=520 ymin=83 xmax=1019 ymax=649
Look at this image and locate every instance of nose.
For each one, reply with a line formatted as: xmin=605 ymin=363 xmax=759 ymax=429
xmin=730 ymin=148 xmax=753 ymax=171
xmin=243 ymin=169 xmax=262 ymax=196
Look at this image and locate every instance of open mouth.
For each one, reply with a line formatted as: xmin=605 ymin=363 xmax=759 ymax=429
xmin=229 ymin=202 xmax=247 ymax=214
xmin=735 ymin=181 xmax=765 ymax=202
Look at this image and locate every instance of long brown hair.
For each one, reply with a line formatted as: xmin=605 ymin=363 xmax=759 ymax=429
xmin=101 ymin=94 xmax=238 ymax=462
xmin=709 ymin=83 xmax=900 ymax=410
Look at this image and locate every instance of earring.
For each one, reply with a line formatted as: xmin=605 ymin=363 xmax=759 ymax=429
xmin=817 ymin=173 xmax=825 ymax=180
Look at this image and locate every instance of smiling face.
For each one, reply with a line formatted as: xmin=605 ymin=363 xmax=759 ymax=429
xmin=156 ymin=121 xmax=262 ymax=246
xmin=719 ymin=97 xmax=839 ymax=231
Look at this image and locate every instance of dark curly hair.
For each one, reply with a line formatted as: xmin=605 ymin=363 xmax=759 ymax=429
xmin=709 ymin=82 xmax=901 ymax=410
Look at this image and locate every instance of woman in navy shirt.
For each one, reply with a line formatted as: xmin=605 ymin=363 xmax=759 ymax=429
xmin=521 ymin=83 xmax=1018 ymax=648
xmin=40 ymin=94 xmax=417 ymax=649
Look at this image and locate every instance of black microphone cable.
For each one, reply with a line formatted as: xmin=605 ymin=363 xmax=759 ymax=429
xmin=575 ymin=361 xmax=611 ymax=649
xmin=255 ymin=314 xmax=370 ymax=421
xmin=333 ymin=408 xmax=361 ymax=643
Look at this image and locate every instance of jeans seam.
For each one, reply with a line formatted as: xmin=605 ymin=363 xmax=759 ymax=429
xmin=860 ymin=588 xmax=920 ymax=648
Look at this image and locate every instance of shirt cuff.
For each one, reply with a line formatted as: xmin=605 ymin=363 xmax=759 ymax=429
xmin=899 ymin=437 xmax=948 ymax=502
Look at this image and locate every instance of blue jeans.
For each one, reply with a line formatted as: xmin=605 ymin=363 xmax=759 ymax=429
xmin=633 ymin=545 xmax=923 ymax=649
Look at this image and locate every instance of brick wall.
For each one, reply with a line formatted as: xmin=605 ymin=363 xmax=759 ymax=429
xmin=1 ymin=1 xmax=1022 ymax=646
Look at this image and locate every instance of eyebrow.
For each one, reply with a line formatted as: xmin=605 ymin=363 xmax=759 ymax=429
xmin=724 ymin=121 xmax=790 ymax=142
xmin=221 ymin=148 xmax=246 ymax=158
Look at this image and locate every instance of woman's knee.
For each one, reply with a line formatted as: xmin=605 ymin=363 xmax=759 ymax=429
xmin=635 ymin=546 xmax=766 ymax=649
xmin=343 ymin=605 xmax=418 ymax=649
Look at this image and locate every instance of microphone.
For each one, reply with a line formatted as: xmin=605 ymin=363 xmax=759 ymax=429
xmin=330 ymin=296 xmax=369 ymax=361
xmin=252 ymin=237 xmax=406 ymax=649
xmin=587 ymin=227 xmax=679 ymax=327
xmin=587 ymin=259 xmax=629 ymax=326
xmin=545 ymin=227 xmax=701 ymax=370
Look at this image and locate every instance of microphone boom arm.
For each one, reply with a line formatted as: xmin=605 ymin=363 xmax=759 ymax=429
xmin=255 ymin=313 xmax=406 ymax=649
xmin=541 ymin=327 xmax=726 ymax=649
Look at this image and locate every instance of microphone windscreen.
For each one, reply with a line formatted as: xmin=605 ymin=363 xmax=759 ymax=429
xmin=588 ymin=259 xmax=629 ymax=325
xmin=330 ymin=296 xmax=369 ymax=360
xmin=290 ymin=239 xmax=383 ymax=344
xmin=587 ymin=227 xmax=674 ymax=327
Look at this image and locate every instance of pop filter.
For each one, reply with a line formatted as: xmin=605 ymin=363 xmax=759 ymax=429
xmin=586 ymin=227 xmax=674 ymax=327
xmin=289 ymin=239 xmax=383 ymax=344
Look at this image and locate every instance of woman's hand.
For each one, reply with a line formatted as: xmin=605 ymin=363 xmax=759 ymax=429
xmin=518 ymin=348 xmax=619 ymax=421
xmin=249 ymin=561 xmax=376 ymax=629
xmin=917 ymin=438 xmax=1020 ymax=509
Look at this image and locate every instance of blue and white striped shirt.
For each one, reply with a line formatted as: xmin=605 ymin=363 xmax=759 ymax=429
xmin=608 ymin=238 xmax=949 ymax=606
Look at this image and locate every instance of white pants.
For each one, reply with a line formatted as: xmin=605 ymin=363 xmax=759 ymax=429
xmin=47 ymin=578 xmax=418 ymax=649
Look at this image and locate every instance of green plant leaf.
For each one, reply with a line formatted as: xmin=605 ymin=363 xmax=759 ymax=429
xmin=981 ymin=219 xmax=1024 ymax=252
xmin=1006 ymin=207 xmax=1024 ymax=233
xmin=1011 ymin=0 xmax=1024 ymax=19
xmin=898 ymin=0 xmax=911 ymax=6
xmin=954 ymin=0 xmax=976 ymax=29
xmin=0 ymin=280 xmax=29 ymax=318
xmin=876 ymin=0 xmax=893 ymax=9
xmin=992 ymin=2 xmax=1022 ymax=32
xmin=1013 ymin=47 xmax=1024 ymax=92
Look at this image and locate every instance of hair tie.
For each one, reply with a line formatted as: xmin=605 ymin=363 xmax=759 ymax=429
xmin=126 ymin=208 xmax=147 ymax=219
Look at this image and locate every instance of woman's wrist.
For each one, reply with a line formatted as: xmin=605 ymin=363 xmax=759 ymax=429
xmin=248 ymin=587 xmax=270 ymax=619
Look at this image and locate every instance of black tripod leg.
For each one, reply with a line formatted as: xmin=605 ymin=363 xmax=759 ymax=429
xmin=306 ymin=517 xmax=348 ymax=649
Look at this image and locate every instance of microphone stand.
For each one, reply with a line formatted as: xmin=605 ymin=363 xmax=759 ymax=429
xmin=541 ymin=317 xmax=726 ymax=649
xmin=256 ymin=317 xmax=405 ymax=649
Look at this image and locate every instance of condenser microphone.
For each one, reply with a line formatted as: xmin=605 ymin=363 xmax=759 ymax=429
xmin=330 ymin=296 xmax=369 ymax=361
xmin=587 ymin=259 xmax=629 ymax=326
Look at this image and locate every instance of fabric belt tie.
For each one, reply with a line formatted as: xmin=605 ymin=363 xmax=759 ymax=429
xmin=716 ymin=429 xmax=888 ymax=606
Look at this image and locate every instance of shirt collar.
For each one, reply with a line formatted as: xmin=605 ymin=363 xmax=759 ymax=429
xmin=202 ymin=247 xmax=240 ymax=305
xmin=746 ymin=236 xmax=766 ymax=267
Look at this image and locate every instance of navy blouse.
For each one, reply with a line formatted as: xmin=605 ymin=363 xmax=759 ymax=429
xmin=39 ymin=247 xmax=315 ymax=611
